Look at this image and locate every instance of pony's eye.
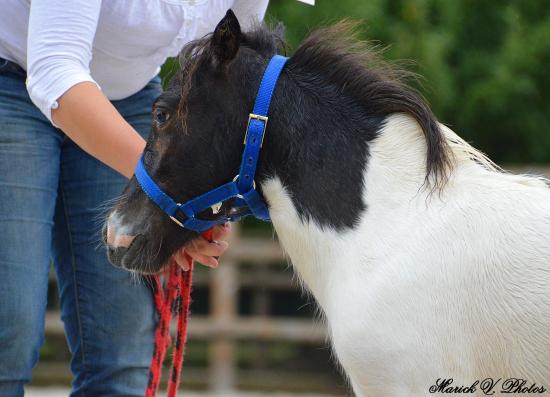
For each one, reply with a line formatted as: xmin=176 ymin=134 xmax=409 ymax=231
xmin=153 ymin=108 xmax=170 ymax=126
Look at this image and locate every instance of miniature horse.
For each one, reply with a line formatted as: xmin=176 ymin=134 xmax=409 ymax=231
xmin=105 ymin=11 xmax=550 ymax=396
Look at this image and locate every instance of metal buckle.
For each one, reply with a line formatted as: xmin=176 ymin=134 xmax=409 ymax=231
xmin=211 ymin=202 xmax=223 ymax=215
xmin=244 ymin=113 xmax=268 ymax=146
xmin=169 ymin=201 xmax=226 ymax=227
xmin=233 ymin=175 xmax=244 ymax=199
xmin=169 ymin=215 xmax=184 ymax=228
xmin=169 ymin=203 xmax=186 ymax=228
xmin=233 ymin=174 xmax=256 ymax=198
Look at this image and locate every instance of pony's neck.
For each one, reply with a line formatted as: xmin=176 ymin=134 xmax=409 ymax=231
xmin=260 ymin=107 xmax=436 ymax=309
xmin=257 ymin=70 xmax=381 ymax=231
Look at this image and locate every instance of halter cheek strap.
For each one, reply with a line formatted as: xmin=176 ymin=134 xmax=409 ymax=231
xmin=134 ymin=55 xmax=288 ymax=233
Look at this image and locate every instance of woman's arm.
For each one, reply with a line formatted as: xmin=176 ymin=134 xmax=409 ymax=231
xmin=52 ymin=82 xmax=145 ymax=178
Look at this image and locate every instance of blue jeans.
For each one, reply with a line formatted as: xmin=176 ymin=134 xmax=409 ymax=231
xmin=0 ymin=58 xmax=160 ymax=396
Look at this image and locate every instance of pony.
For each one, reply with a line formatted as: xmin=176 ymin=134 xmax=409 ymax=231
xmin=104 ymin=10 xmax=550 ymax=396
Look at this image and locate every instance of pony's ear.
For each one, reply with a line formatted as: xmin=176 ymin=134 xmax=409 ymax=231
xmin=211 ymin=9 xmax=241 ymax=66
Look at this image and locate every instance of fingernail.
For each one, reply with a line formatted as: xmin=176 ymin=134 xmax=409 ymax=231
xmin=204 ymin=258 xmax=218 ymax=267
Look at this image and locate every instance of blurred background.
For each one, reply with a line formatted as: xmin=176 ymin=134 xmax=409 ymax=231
xmin=31 ymin=0 xmax=549 ymax=395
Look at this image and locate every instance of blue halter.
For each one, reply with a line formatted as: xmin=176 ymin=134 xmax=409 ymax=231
xmin=134 ymin=55 xmax=288 ymax=233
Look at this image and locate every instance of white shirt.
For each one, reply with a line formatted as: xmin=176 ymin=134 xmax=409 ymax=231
xmin=0 ymin=0 xmax=268 ymax=123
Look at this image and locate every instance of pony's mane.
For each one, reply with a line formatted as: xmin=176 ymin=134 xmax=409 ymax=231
xmin=288 ymin=21 xmax=454 ymax=188
xmin=179 ymin=20 xmax=546 ymax=189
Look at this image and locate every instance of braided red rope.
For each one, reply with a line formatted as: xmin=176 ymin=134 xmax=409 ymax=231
xmin=146 ymin=229 xmax=213 ymax=397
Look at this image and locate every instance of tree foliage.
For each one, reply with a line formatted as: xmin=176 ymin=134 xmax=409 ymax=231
xmin=266 ymin=0 xmax=550 ymax=163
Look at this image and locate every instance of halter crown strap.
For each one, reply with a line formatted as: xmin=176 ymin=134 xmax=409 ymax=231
xmin=135 ymin=55 xmax=288 ymax=232
xmin=236 ymin=55 xmax=288 ymax=217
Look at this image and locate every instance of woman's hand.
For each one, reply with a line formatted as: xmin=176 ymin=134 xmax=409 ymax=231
xmin=173 ymin=223 xmax=232 ymax=270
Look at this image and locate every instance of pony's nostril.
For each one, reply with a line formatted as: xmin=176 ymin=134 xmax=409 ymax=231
xmin=107 ymin=246 xmax=129 ymax=268
xmin=106 ymin=234 xmax=146 ymax=271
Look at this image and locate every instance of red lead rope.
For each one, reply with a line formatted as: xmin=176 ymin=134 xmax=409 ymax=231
xmin=146 ymin=229 xmax=213 ymax=397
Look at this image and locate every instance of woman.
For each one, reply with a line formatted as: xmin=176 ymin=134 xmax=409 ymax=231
xmin=0 ymin=1 xmax=268 ymax=395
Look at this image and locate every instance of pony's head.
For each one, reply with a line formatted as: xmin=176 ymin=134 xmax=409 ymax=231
xmin=104 ymin=10 xmax=285 ymax=273
xmin=104 ymin=10 xmax=452 ymax=274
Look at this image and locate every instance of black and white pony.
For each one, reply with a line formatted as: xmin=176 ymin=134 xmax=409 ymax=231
xmin=105 ymin=11 xmax=550 ymax=396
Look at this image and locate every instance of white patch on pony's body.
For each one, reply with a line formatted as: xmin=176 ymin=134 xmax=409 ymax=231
xmin=262 ymin=114 xmax=550 ymax=396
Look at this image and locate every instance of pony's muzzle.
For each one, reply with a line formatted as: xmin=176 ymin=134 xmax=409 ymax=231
xmin=103 ymin=211 xmax=140 ymax=268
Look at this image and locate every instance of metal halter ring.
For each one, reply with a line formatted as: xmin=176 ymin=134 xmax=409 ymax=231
xmin=232 ymin=174 xmax=256 ymax=199
xmin=169 ymin=203 xmax=185 ymax=228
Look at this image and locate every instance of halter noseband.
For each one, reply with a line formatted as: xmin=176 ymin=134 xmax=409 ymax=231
xmin=134 ymin=55 xmax=288 ymax=233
